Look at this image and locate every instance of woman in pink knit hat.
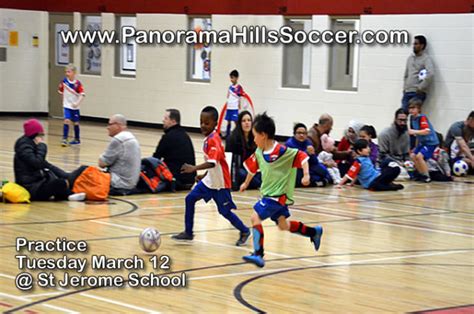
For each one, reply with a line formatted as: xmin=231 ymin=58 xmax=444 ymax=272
xmin=13 ymin=119 xmax=85 ymax=201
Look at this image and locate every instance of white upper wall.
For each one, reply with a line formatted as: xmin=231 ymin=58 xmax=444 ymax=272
xmin=0 ymin=9 xmax=48 ymax=112
xmin=1 ymin=10 xmax=472 ymax=139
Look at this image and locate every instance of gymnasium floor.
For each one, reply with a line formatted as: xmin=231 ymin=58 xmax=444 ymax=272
xmin=1 ymin=117 xmax=473 ymax=313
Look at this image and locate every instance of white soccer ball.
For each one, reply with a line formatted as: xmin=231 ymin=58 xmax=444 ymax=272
xmin=418 ymin=69 xmax=428 ymax=81
xmin=452 ymin=160 xmax=469 ymax=177
xmin=139 ymin=227 xmax=161 ymax=253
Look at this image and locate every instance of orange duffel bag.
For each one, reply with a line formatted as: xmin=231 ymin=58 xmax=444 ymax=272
xmin=72 ymin=166 xmax=111 ymax=201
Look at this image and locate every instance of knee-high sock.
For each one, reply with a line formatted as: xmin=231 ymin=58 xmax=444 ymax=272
xmin=74 ymin=125 xmax=80 ymax=140
xmin=63 ymin=124 xmax=69 ymax=139
xmin=253 ymin=224 xmax=264 ymax=256
xmin=289 ymin=221 xmax=316 ymax=237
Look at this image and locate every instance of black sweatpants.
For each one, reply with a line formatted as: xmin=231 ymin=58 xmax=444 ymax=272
xmin=369 ymin=162 xmax=401 ymax=191
xmin=33 ymin=179 xmax=71 ymax=201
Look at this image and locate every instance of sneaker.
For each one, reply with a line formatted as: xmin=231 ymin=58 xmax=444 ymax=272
xmin=419 ymin=175 xmax=431 ymax=183
xmin=236 ymin=231 xmax=250 ymax=246
xmin=243 ymin=254 xmax=265 ymax=267
xmin=311 ymin=225 xmax=323 ymax=251
xmin=171 ymin=231 xmax=194 ymax=242
xmin=68 ymin=192 xmax=86 ymax=201
xmin=391 ymin=183 xmax=404 ymax=190
xmin=69 ymin=139 xmax=81 ymax=145
xmin=61 ymin=139 xmax=69 ymax=147
xmin=315 ymin=179 xmax=327 ymax=187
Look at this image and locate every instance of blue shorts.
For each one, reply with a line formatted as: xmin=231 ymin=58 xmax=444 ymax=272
xmin=253 ymin=197 xmax=290 ymax=223
xmin=414 ymin=144 xmax=436 ymax=160
xmin=64 ymin=108 xmax=80 ymax=122
xmin=189 ymin=181 xmax=236 ymax=214
xmin=225 ymin=109 xmax=239 ymax=122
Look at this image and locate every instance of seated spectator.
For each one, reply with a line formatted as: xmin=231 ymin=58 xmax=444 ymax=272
xmin=359 ymin=125 xmax=378 ymax=166
xmin=337 ymin=120 xmax=364 ymax=176
xmin=99 ymin=114 xmax=141 ymax=195
xmin=286 ymin=123 xmax=330 ymax=186
xmin=338 ymin=120 xmax=364 ymax=152
xmin=226 ymin=111 xmax=261 ymax=190
xmin=378 ymin=109 xmax=410 ymax=165
xmin=308 ymin=113 xmax=352 ymax=160
xmin=14 ymin=119 xmax=85 ymax=201
xmin=153 ymin=109 xmax=196 ymax=190
xmin=444 ymin=111 xmax=474 ymax=169
xmin=338 ymin=139 xmax=404 ymax=191
xmin=318 ymin=134 xmax=342 ymax=184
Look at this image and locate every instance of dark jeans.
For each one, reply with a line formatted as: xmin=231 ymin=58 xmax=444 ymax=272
xmin=33 ymin=179 xmax=71 ymax=201
xmin=230 ymin=153 xmax=262 ymax=191
xmin=401 ymin=92 xmax=426 ymax=113
xmin=234 ymin=168 xmax=261 ymax=191
xmin=296 ymin=162 xmax=330 ymax=187
xmin=110 ymin=187 xmax=136 ymax=196
xmin=369 ymin=160 xmax=401 ymax=191
xmin=338 ymin=161 xmax=352 ymax=178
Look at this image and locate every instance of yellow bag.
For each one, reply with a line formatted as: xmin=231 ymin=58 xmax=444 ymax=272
xmin=1 ymin=182 xmax=31 ymax=203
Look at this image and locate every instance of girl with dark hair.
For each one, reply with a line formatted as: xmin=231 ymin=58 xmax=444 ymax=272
xmin=225 ymin=111 xmax=261 ymax=190
xmin=359 ymin=125 xmax=379 ymax=166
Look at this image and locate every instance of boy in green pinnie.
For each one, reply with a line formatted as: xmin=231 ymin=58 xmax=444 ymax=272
xmin=240 ymin=113 xmax=323 ymax=267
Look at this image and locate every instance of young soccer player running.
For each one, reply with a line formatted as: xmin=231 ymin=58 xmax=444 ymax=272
xmin=172 ymin=106 xmax=250 ymax=246
xmin=240 ymin=113 xmax=323 ymax=267
xmin=58 ymin=64 xmax=85 ymax=146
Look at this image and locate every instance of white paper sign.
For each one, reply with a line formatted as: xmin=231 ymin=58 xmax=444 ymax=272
xmin=55 ymin=24 xmax=70 ymax=65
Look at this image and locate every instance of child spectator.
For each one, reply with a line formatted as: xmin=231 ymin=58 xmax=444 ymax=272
xmin=359 ymin=125 xmax=379 ymax=166
xmin=225 ymin=69 xmax=243 ymax=137
xmin=338 ymin=139 xmax=404 ymax=191
xmin=318 ymin=134 xmax=342 ymax=184
xmin=408 ymin=99 xmax=440 ymax=182
xmin=58 ymin=64 xmax=85 ymax=146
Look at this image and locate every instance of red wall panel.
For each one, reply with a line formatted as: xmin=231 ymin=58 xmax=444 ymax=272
xmin=0 ymin=0 xmax=472 ymax=15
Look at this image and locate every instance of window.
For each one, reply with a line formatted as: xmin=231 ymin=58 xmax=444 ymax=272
xmin=187 ymin=17 xmax=212 ymax=82
xmin=282 ymin=18 xmax=311 ymax=88
xmin=328 ymin=18 xmax=360 ymax=91
xmin=81 ymin=15 xmax=102 ymax=75
xmin=115 ymin=15 xmax=137 ymax=77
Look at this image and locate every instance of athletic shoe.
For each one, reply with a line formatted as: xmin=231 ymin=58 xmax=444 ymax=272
xmin=61 ymin=139 xmax=69 ymax=147
xmin=391 ymin=183 xmax=404 ymax=190
xmin=315 ymin=179 xmax=328 ymax=187
xmin=243 ymin=254 xmax=265 ymax=267
xmin=68 ymin=192 xmax=86 ymax=201
xmin=311 ymin=225 xmax=323 ymax=251
xmin=418 ymin=175 xmax=431 ymax=183
xmin=236 ymin=231 xmax=251 ymax=246
xmin=69 ymin=139 xmax=81 ymax=145
xmin=171 ymin=232 xmax=194 ymax=242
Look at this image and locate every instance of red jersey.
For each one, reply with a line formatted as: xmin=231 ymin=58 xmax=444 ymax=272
xmin=202 ymin=131 xmax=231 ymax=189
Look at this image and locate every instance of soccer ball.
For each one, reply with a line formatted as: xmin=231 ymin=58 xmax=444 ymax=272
xmin=139 ymin=227 xmax=161 ymax=253
xmin=452 ymin=160 xmax=468 ymax=177
xmin=418 ymin=69 xmax=428 ymax=81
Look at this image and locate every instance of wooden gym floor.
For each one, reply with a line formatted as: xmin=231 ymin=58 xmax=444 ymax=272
xmin=0 ymin=117 xmax=473 ymax=313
